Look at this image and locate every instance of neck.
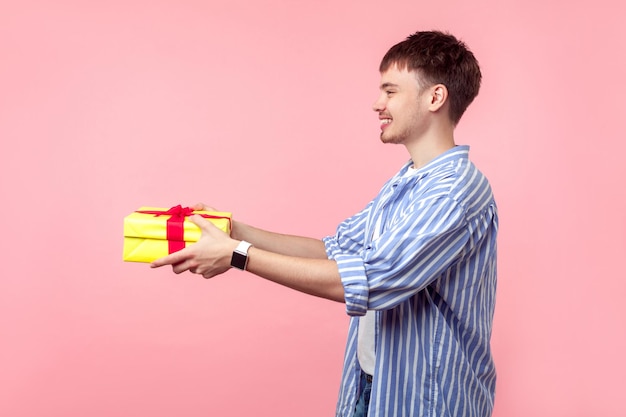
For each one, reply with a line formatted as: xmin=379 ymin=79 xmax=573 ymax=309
xmin=405 ymin=123 xmax=456 ymax=169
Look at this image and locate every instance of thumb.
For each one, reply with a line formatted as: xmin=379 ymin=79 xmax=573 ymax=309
xmin=190 ymin=214 xmax=224 ymax=236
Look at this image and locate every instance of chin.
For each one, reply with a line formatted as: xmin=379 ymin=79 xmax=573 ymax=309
xmin=380 ymin=133 xmax=404 ymax=145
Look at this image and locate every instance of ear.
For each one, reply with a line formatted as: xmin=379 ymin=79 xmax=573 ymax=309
xmin=428 ymin=84 xmax=448 ymax=112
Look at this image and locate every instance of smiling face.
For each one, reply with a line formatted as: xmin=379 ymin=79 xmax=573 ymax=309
xmin=372 ymin=64 xmax=430 ymax=146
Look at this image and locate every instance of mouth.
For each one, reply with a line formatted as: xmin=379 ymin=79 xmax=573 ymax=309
xmin=380 ymin=118 xmax=392 ymax=130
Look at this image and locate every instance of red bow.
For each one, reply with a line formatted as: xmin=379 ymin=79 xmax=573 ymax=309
xmin=136 ymin=205 xmax=230 ymax=254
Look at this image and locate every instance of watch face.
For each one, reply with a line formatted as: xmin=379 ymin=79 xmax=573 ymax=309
xmin=231 ymin=251 xmax=247 ymax=270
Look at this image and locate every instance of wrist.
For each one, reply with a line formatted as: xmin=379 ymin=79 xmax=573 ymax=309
xmin=230 ymin=220 xmax=243 ymax=241
xmin=230 ymin=240 xmax=253 ymax=270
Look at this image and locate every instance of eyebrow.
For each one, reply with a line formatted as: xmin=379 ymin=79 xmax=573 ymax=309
xmin=380 ymin=82 xmax=399 ymax=90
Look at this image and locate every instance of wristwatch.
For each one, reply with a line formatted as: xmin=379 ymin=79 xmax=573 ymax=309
xmin=231 ymin=241 xmax=253 ymax=270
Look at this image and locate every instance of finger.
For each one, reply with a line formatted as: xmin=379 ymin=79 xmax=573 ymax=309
xmin=192 ymin=202 xmax=218 ymax=211
xmin=150 ymin=250 xmax=191 ymax=268
xmin=173 ymin=260 xmax=193 ymax=274
xmin=189 ymin=214 xmax=222 ymax=235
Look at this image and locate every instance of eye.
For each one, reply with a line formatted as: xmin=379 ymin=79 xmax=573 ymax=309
xmin=385 ymin=90 xmax=395 ymax=97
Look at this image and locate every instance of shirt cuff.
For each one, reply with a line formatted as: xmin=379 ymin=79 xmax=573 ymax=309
xmin=333 ymin=253 xmax=369 ymax=316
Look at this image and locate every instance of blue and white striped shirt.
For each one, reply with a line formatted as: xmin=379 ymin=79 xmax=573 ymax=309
xmin=323 ymin=146 xmax=498 ymax=417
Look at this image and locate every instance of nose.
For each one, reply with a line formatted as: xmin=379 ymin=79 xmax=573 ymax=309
xmin=372 ymin=96 xmax=385 ymax=112
xmin=372 ymin=91 xmax=386 ymax=112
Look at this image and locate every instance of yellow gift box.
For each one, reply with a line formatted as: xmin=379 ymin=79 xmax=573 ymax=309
xmin=123 ymin=205 xmax=232 ymax=263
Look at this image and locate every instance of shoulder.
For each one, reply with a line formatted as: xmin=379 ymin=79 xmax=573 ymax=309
xmin=409 ymin=157 xmax=494 ymax=216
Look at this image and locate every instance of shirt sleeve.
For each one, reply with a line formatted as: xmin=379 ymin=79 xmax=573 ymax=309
xmin=323 ymin=199 xmax=373 ymax=259
xmin=326 ymin=196 xmax=470 ymax=316
xmin=323 ymin=200 xmax=373 ymax=314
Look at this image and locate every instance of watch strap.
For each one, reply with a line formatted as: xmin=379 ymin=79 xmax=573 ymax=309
xmin=230 ymin=240 xmax=253 ymax=270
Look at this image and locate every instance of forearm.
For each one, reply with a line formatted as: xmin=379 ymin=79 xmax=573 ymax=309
xmin=245 ymin=246 xmax=345 ymax=303
xmin=150 ymin=215 xmax=345 ymax=302
xmin=232 ymin=221 xmax=329 ymax=259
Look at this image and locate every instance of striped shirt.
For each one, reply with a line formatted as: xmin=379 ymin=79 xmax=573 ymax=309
xmin=323 ymin=146 xmax=498 ymax=417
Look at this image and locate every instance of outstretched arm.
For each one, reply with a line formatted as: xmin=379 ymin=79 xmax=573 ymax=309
xmin=150 ymin=215 xmax=345 ymax=303
xmin=232 ymin=221 xmax=329 ymax=260
xmin=194 ymin=203 xmax=329 ymax=259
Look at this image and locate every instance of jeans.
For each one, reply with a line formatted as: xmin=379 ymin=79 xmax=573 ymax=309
xmin=353 ymin=371 xmax=372 ymax=417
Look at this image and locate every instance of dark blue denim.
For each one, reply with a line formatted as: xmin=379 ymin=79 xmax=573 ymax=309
xmin=353 ymin=371 xmax=372 ymax=417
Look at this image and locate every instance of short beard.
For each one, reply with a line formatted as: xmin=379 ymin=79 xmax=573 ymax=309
xmin=380 ymin=130 xmax=406 ymax=145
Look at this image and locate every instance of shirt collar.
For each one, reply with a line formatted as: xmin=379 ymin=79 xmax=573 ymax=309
xmin=399 ymin=145 xmax=470 ymax=179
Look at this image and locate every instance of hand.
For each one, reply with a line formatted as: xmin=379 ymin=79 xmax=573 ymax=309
xmin=192 ymin=202 xmax=241 ymax=240
xmin=191 ymin=202 xmax=219 ymax=211
xmin=150 ymin=215 xmax=238 ymax=279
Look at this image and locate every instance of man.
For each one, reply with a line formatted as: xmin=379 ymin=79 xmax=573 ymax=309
xmin=152 ymin=30 xmax=498 ymax=417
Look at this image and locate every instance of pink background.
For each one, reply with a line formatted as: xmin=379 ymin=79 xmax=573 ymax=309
xmin=1 ymin=1 xmax=624 ymax=416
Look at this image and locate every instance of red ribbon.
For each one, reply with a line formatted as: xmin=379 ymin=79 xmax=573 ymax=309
xmin=136 ymin=205 xmax=231 ymax=254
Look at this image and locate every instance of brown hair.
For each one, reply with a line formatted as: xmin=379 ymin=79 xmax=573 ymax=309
xmin=380 ymin=31 xmax=482 ymax=125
